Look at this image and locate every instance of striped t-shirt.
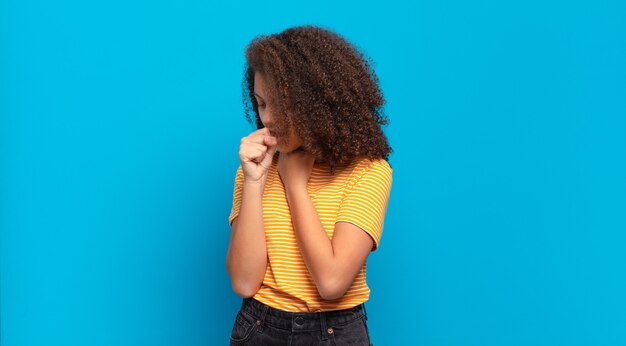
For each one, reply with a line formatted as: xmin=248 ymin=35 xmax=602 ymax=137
xmin=228 ymin=152 xmax=392 ymax=312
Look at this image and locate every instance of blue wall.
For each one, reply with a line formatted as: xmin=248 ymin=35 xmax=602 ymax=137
xmin=1 ymin=1 xmax=625 ymax=345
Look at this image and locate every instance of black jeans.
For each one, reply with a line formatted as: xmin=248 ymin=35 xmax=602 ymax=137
xmin=229 ymin=297 xmax=373 ymax=345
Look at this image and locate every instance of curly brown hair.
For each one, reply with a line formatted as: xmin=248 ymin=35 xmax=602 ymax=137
xmin=241 ymin=25 xmax=393 ymax=174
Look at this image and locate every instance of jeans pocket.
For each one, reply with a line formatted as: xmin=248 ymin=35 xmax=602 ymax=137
xmin=329 ymin=316 xmax=370 ymax=346
xmin=230 ymin=310 xmax=258 ymax=344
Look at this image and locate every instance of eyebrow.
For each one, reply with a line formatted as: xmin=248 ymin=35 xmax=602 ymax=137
xmin=253 ymin=92 xmax=265 ymax=101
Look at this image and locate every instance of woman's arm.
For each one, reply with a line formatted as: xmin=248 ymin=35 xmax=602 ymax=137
xmin=286 ymin=187 xmax=374 ymax=300
xmin=226 ymin=180 xmax=268 ymax=298
xmin=278 ymin=151 xmax=392 ymax=300
xmin=226 ymin=127 xmax=277 ymax=298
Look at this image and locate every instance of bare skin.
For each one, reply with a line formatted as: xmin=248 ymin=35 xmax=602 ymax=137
xmin=226 ymin=71 xmax=375 ymax=300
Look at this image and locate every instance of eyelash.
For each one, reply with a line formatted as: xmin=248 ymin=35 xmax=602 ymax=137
xmin=258 ymin=103 xmax=266 ymax=108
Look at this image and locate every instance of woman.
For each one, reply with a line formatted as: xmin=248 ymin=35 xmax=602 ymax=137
xmin=226 ymin=25 xmax=393 ymax=345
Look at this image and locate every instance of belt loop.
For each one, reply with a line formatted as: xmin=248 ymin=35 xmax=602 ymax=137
xmin=319 ymin=311 xmax=328 ymax=341
xmin=362 ymin=302 xmax=368 ymax=321
xmin=257 ymin=301 xmax=270 ymax=333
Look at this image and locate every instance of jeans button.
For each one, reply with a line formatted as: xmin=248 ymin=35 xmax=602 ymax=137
xmin=294 ymin=316 xmax=305 ymax=325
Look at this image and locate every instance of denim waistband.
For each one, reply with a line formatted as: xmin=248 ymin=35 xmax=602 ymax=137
xmin=239 ymin=297 xmax=368 ymax=337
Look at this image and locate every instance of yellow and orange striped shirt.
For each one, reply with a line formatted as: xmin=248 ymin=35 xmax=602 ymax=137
xmin=228 ymin=153 xmax=392 ymax=312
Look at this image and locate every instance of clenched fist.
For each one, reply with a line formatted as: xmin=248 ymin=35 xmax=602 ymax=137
xmin=239 ymin=127 xmax=278 ymax=184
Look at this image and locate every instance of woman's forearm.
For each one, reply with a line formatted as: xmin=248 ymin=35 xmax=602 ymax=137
xmin=285 ymin=186 xmax=337 ymax=300
xmin=226 ymin=180 xmax=268 ymax=298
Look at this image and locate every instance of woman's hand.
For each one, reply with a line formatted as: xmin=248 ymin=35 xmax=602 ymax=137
xmin=239 ymin=127 xmax=277 ymax=184
xmin=277 ymin=147 xmax=316 ymax=192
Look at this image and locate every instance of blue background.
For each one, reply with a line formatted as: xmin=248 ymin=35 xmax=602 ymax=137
xmin=1 ymin=0 xmax=625 ymax=345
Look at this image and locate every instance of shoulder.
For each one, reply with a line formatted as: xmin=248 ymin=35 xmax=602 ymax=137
xmin=353 ymin=157 xmax=392 ymax=179
xmin=341 ymin=157 xmax=392 ymax=191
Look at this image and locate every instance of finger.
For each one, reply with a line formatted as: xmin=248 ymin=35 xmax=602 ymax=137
xmin=240 ymin=128 xmax=269 ymax=144
xmin=263 ymin=136 xmax=277 ymax=146
xmin=248 ymin=127 xmax=270 ymax=137
xmin=259 ymin=144 xmax=277 ymax=169
xmin=240 ymin=143 xmax=267 ymax=162
xmin=246 ymin=133 xmax=276 ymax=145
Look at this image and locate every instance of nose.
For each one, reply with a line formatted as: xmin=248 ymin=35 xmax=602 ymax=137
xmin=260 ymin=114 xmax=271 ymax=127
xmin=260 ymin=114 xmax=272 ymax=128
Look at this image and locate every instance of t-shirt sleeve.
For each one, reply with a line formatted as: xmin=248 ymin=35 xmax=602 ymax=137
xmin=335 ymin=159 xmax=393 ymax=252
xmin=228 ymin=165 xmax=245 ymax=227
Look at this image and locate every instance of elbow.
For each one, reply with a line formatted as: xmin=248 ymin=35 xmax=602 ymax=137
xmin=318 ymin=278 xmax=347 ymax=301
xmin=226 ymin=262 xmax=261 ymax=298
xmin=231 ymin=280 xmax=260 ymax=298
xmin=226 ymin=259 xmax=267 ymax=299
